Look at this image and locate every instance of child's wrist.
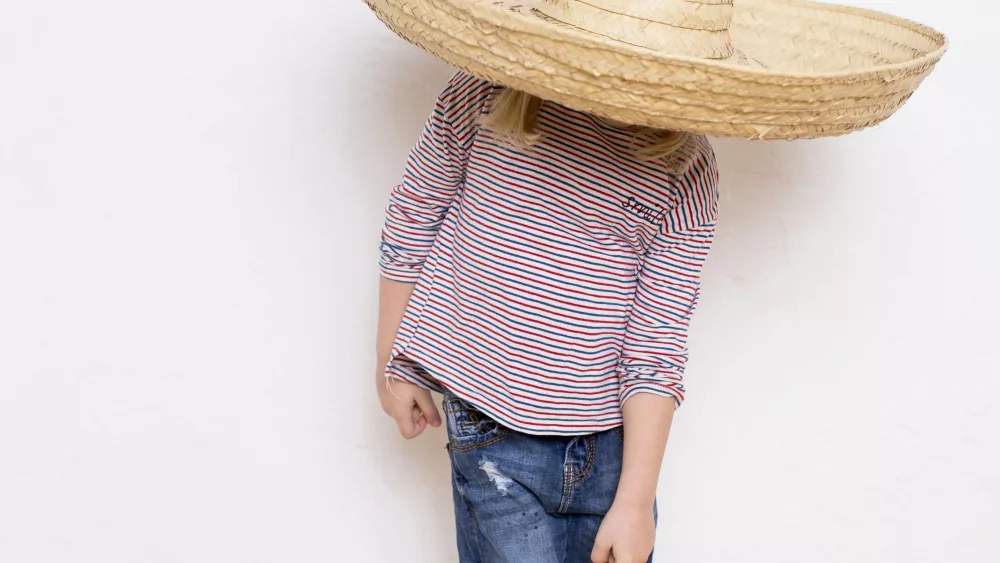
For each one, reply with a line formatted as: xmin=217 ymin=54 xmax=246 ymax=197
xmin=612 ymin=488 xmax=656 ymax=511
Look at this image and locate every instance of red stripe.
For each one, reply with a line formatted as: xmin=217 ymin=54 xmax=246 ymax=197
xmin=410 ymin=338 xmax=622 ymax=415
xmin=420 ymin=294 xmax=621 ymax=366
xmin=481 ymin=148 xmax=655 ymax=240
xmin=452 ymin=229 xmax=635 ymax=307
xmin=425 ymin=286 xmax=621 ymax=355
xmin=462 ymin=183 xmax=638 ymax=267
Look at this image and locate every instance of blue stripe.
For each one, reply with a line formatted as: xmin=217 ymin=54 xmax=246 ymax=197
xmin=422 ymin=273 xmax=627 ymax=348
xmin=410 ymin=342 xmax=623 ymax=418
xmin=448 ymin=224 xmax=638 ymax=305
xmin=459 ymin=186 xmax=638 ymax=278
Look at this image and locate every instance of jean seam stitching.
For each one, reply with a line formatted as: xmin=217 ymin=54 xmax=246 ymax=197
xmin=568 ymin=435 xmax=597 ymax=486
xmin=449 ymin=426 xmax=509 ymax=452
xmin=558 ymin=464 xmax=573 ymax=513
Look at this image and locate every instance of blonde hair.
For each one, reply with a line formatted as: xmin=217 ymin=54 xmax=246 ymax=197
xmin=481 ymin=88 xmax=688 ymax=160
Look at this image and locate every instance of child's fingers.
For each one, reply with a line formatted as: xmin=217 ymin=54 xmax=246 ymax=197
xmin=396 ymin=409 xmax=426 ymax=439
xmin=414 ymin=392 xmax=442 ymax=427
xmin=391 ymin=404 xmax=420 ymax=439
xmin=412 ymin=416 xmax=427 ymax=436
xmin=591 ymin=541 xmax=611 ymax=563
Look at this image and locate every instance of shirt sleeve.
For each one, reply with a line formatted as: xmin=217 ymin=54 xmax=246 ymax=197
xmin=617 ymin=148 xmax=719 ymax=408
xmin=378 ymin=71 xmax=492 ymax=283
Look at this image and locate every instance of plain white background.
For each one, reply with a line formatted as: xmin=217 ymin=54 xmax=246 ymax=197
xmin=1 ymin=1 xmax=997 ymax=561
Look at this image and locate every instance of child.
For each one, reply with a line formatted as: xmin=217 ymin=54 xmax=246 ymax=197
xmin=375 ymin=70 xmax=717 ymax=563
xmin=365 ymin=1 xmax=944 ymax=562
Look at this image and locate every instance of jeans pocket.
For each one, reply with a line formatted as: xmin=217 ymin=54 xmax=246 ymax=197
xmin=443 ymin=392 xmax=508 ymax=452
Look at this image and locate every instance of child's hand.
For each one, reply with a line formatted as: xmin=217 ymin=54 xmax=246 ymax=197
xmin=591 ymin=499 xmax=655 ymax=563
xmin=376 ymin=376 xmax=441 ymax=439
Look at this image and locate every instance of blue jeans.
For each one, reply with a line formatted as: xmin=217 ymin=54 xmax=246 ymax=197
xmin=443 ymin=391 xmax=656 ymax=563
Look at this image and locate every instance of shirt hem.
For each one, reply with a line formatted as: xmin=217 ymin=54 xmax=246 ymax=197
xmin=388 ymin=349 xmax=625 ymax=437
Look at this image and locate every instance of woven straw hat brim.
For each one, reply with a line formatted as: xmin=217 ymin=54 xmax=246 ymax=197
xmin=364 ymin=0 xmax=947 ymax=140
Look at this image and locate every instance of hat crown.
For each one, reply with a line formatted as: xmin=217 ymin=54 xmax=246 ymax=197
xmin=536 ymin=0 xmax=734 ymax=59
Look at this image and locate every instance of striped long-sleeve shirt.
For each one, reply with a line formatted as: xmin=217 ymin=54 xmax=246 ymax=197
xmin=379 ymin=72 xmax=719 ymax=435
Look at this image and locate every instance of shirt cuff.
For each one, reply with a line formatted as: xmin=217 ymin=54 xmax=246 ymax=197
xmin=378 ymin=240 xmax=426 ymax=283
xmin=378 ymin=261 xmax=422 ymax=283
xmin=618 ymin=372 xmax=685 ymax=408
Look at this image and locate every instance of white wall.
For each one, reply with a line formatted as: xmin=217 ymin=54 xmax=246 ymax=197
xmin=1 ymin=1 xmax=996 ymax=562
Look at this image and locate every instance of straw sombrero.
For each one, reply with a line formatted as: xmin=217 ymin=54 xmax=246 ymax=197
xmin=363 ymin=0 xmax=947 ymax=140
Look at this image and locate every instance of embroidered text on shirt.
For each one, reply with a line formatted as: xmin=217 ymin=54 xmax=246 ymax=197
xmin=621 ymin=196 xmax=667 ymax=225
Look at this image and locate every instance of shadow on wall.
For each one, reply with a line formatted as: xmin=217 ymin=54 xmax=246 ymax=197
xmin=340 ymin=50 xmax=463 ymax=554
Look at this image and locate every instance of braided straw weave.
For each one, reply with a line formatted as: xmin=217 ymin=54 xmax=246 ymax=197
xmin=363 ymin=0 xmax=947 ymax=140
